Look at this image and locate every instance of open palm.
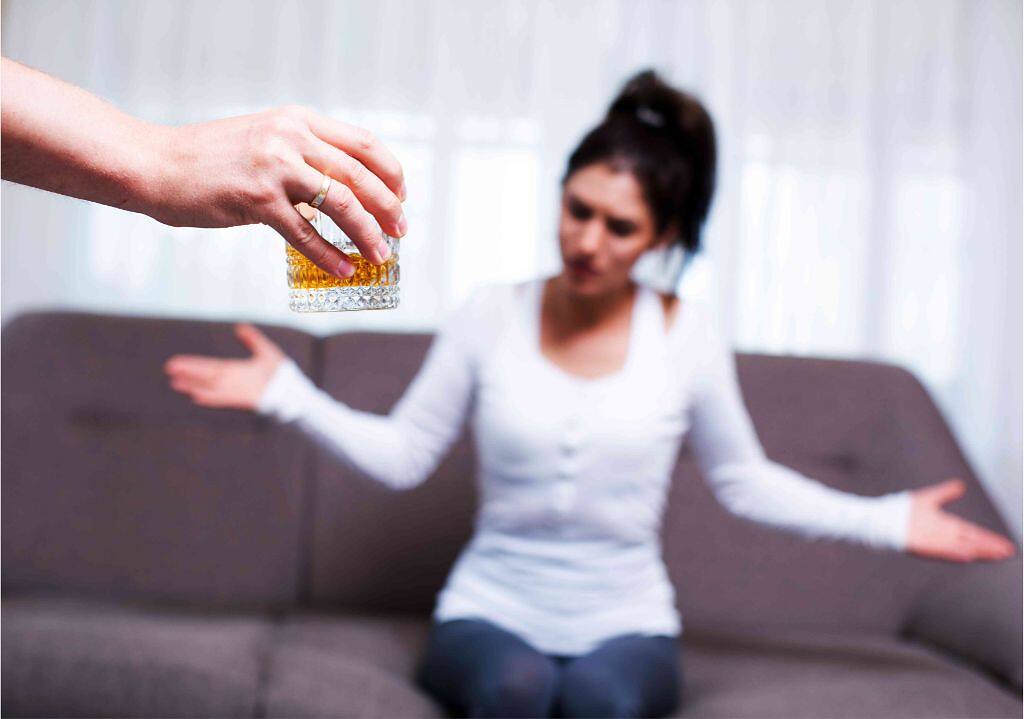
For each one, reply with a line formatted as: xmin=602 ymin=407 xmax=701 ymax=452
xmin=164 ymin=324 xmax=284 ymax=410
xmin=907 ymin=479 xmax=1016 ymax=562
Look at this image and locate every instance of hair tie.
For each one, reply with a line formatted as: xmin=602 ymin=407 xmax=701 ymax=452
xmin=635 ymin=105 xmax=665 ymax=127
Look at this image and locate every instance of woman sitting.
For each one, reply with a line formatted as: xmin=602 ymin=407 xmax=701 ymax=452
xmin=165 ymin=70 xmax=1014 ymax=719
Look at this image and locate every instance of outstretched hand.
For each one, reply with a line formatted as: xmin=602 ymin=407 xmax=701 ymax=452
xmin=164 ymin=324 xmax=284 ymax=411
xmin=906 ymin=478 xmax=1016 ymax=562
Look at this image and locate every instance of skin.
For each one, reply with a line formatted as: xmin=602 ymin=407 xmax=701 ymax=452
xmin=1 ymin=57 xmax=407 ymax=278
xmin=164 ymin=161 xmax=1017 ymax=564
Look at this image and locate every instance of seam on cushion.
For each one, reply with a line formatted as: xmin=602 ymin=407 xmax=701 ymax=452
xmin=296 ymin=335 xmax=324 ymax=608
xmin=252 ymin=612 xmax=286 ymax=719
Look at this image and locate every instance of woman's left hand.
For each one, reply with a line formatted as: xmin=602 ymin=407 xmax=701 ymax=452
xmin=906 ymin=478 xmax=1017 ymax=562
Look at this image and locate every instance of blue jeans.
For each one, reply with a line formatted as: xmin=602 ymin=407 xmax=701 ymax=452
xmin=415 ymin=618 xmax=683 ymax=718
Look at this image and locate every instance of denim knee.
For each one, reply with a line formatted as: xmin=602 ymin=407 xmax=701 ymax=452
xmin=471 ymin=653 xmax=559 ymax=718
xmin=558 ymin=665 xmax=637 ymax=719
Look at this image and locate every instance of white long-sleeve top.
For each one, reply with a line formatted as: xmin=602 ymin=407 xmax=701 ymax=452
xmin=258 ymin=277 xmax=912 ymax=656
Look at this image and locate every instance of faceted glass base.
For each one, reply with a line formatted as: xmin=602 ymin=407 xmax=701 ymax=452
xmin=288 ymin=285 xmax=400 ymax=312
xmin=285 ymin=210 xmax=400 ymax=313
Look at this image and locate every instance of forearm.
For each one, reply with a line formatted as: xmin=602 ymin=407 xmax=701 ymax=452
xmin=258 ymin=333 xmax=477 ymax=491
xmin=1 ymin=58 xmax=166 ymax=215
xmin=707 ymin=459 xmax=912 ymax=551
xmin=684 ymin=307 xmax=911 ymax=551
xmin=258 ymin=359 xmax=430 ymax=490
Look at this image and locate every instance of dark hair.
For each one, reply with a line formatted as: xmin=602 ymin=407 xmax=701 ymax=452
xmin=563 ymin=69 xmax=717 ymax=255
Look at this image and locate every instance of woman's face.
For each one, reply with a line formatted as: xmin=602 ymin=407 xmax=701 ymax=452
xmin=558 ymin=162 xmax=664 ymax=298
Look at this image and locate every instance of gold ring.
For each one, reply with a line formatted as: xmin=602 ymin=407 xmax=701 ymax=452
xmin=309 ymin=172 xmax=332 ymax=209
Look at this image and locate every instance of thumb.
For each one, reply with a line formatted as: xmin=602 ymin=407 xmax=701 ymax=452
xmin=924 ymin=478 xmax=967 ymax=507
xmin=235 ymin=323 xmax=276 ymax=358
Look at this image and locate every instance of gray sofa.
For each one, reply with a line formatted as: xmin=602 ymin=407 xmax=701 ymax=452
xmin=2 ymin=310 xmax=1020 ymax=718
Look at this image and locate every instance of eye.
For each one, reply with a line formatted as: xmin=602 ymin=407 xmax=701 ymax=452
xmin=606 ymin=219 xmax=638 ymax=237
xmin=567 ymin=198 xmax=593 ymax=221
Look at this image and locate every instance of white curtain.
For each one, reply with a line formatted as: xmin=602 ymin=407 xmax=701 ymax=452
xmin=2 ymin=0 xmax=1020 ymax=536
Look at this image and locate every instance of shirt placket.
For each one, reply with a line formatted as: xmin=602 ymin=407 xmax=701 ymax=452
xmin=553 ymin=389 xmax=590 ymax=521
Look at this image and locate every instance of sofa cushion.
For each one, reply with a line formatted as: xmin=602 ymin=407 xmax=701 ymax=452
xmin=1 ymin=596 xmax=270 ymax=718
xmin=253 ymin=611 xmax=1023 ymax=719
xmin=1 ymin=313 xmax=315 ymax=609
xmin=676 ymin=627 xmax=1022 ymax=718
xmin=263 ymin=613 xmax=442 ymax=718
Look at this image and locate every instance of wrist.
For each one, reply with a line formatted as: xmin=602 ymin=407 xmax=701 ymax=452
xmin=879 ymin=489 xmax=914 ymax=552
xmin=257 ymin=358 xmax=315 ymax=422
xmin=127 ymin=121 xmax=186 ymax=224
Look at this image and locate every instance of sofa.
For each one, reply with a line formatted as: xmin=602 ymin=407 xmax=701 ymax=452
xmin=2 ymin=309 xmax=1021 ymax=718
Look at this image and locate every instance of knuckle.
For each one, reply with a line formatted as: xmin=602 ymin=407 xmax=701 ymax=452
xmin=292 ymin=220 xmax=320 ymax=249
xmin=382 ymin=194 xmax=402 ymax=218
xmin=353 ymin=125 xmax=376 ymax=152
xmin=311 ymin=244 xmax=333 ymax=267
xmin=269 ymin=106 xmax=304 ymax=136
xmin=330 ymin=185 xmax=359 ymax=216
xmin=345 ymin=157 xmax=370 ymax=190
xmin=297 ymin=234 xmax=332 ymax=268
xmin=278 ymin=103 xmax=308 ymax=122
xmin=248 ymin=134 xmax=300 ymax=208
xmin=252 ymin=108 xmax=307 ymax=151
xmin=255 ymin=134 xmax=293 ymax=170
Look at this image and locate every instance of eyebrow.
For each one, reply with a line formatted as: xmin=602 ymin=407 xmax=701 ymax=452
xmin=566 ymin=192 xmax=640 ymax=226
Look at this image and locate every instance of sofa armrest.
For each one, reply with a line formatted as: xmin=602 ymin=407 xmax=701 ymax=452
xmin=903 ymin=557 xmax=1022 ymax=691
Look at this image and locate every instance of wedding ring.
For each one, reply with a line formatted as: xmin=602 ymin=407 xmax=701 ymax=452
xmin=309 ymin=172 xmax=332 ymax=209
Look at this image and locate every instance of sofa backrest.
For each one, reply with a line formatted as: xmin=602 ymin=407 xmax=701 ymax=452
xmin=3 ymin=311 xmax=1015 ymax=635
xmin=662 ymin=354 xmax=1011 ymax=635
xmin=1 ymin=312 xmax=316 ymax=610
xmin=304 ymin=332 xmax=479 ymax=614
xmin=303 ymin=335 xmax=1015 ymax=636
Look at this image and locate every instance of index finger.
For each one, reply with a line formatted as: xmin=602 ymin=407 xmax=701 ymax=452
xmin=305 ymin=114 xmax=406 ymax=201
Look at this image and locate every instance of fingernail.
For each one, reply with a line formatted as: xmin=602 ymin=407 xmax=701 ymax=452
xmin=378 ymin=240 xmax=391 ymax=261
xmin=338 ymin=260 xmax=355 ymax=278
xmin=396 ymin=212 xmax=408 ymax=237
xmin=398 ymin=181 xmax=408 ymax=202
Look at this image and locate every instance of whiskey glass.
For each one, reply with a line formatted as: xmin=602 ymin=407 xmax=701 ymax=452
xmin=285 ymin=210 xmax=399 ymax=312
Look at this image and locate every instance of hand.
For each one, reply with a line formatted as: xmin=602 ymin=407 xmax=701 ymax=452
xmin=1 ymin=59 xmax=406 ymax=279
xmin=906 ymin=478 xmax=1016 ymax=562
xmin=164 ymin=324 xmax=285 ymax=411
xmin=150 ymin=105 xmax=407 ymax=279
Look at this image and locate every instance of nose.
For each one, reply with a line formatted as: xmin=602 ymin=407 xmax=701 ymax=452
xmin=576 ymin=218 xmax=603 ymax=255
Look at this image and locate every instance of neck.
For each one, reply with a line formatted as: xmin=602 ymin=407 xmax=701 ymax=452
xmin=547 ymin=275 xmax=637 ymax=330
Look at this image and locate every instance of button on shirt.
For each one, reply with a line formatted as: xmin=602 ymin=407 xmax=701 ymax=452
xmin=258 ymin=278 xmax=912 ymax=656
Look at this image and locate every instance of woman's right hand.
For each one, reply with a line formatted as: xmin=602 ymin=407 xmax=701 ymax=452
xmin=164 ymin=324 xmax=285 ymax=411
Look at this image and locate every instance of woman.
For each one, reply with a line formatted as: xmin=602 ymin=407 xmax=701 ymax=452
xmin=165 ymin=71 xmax=1015 ymax=719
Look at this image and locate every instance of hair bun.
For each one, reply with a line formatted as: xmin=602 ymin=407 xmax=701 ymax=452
xmin=607 ymin=69 xmax=680 ymax=132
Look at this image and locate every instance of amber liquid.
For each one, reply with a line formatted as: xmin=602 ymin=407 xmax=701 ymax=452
xmin=285 ymin=245 xmax=399 ymax=290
